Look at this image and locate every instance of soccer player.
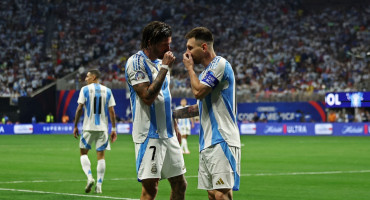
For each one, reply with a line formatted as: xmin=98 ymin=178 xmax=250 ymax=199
xmin=175 ymin=98 xmax=194 ymax=154
xmin=73 ymin=69 xmax=117 ymax=194
xmin=125 ymin=21 xmax=187 ymax=200
xmin=174 ymin=27 xmax=241 ymax=200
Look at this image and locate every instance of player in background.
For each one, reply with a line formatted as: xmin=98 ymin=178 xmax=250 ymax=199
xmin=73 ymin=69 xmax=117 ymax=194
xmin=175 ymin=98 xmax=194 ymax=154
xmin=125 ymin=21 xmax=187 ymax=200
xmin=173 ymin=27 xmax=241 ymax=200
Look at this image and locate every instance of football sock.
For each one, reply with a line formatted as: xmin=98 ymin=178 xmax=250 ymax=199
xmin=182 ymin=138 xmax=189 ymax=152
xmin=80 ymin=155 xmax=93 ymax=180
xmin=97 ymin=159 xmax=106 ymax=186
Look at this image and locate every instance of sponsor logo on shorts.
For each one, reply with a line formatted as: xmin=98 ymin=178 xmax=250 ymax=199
xmin=216 ymin=178 xmax=225 ymax=186
xmin=151 ymin=163 xmax=157 ymax=174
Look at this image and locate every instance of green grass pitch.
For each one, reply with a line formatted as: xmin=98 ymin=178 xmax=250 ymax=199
xmin=0 ymin=134 xmax=369 ymax=200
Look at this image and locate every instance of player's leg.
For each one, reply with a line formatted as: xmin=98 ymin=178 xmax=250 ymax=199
xmin=141 ymin=178 xmax=160 ymax=200
xmin=80 ymin=148 xmax=93 ymax=181
xmin=168 ymin=174 xmax=187 ymax=200
xmin=182 ymin=134 xmax=190 ymax=154
xmin=94 ymin=131 xmax=110 ymax=193
xmin=79 ymin=131 xmax=95 ymax=193
xmin=207 ymin=189 xmax=232 ymax=200
xmin=95 ymin=150 xmax=105 ymax=193
xmin=163 ymin=137 xmax=187 ymax=199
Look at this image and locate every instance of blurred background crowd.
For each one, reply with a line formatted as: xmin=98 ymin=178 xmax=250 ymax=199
xmin=0 ymin=0 xmax=369 ymax=105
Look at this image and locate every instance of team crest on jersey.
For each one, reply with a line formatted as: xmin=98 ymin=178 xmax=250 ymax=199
xmin=135 ymin=71 xmax=146 ymax=81
xmin=151 ymin=163 xmax=157 ymax=174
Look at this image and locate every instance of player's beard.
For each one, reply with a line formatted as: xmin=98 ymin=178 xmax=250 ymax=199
xmin=153 ymin=47 xmax=166 ymax=59
xmin=192 ymin=54 xmax=201 ymax=64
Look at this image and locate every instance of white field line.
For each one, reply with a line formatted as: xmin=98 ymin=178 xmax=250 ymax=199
xmin=0 ymin=188 xmax=139 ymax=200
xmin=1 ymin=170 xmax=370 ymax=184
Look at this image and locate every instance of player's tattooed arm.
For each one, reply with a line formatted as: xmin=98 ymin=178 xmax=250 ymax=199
xmin=173 ymin=104 xmax=199 ymax=119
xmin=133 ymin=68 xmax=168 ymax=106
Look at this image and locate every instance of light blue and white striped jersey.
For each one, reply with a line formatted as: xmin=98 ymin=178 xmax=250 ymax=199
xmin=198 ymin=56 xmax=240 ymax=151
xmin=77 ymin=83 xmax=116 ymax=132
xmin=125 ymin=51 xmax=174 ymax=143
xmin=175 ymin=105 xmax=191 ymax=130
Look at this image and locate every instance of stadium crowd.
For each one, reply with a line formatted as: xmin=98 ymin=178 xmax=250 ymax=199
xmin=0 ymin=0 xmax=369 ymax=103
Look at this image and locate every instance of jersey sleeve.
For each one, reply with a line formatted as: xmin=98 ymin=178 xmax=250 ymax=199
xmin=200 ymin=61 xmax=225 ymax=89
xmin=126 ymin=55 xmax=150 ymax=86
xmin=77 ymin=87 xmax=85 ymax=104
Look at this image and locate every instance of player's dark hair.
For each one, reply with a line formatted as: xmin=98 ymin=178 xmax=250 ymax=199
xmin=88 ymin=69 xmax=100 ymax=80
xmin=141 ymin=21 xmax=172 ymax=49
xmin=185 ymin=27 xmax=214 ymax=43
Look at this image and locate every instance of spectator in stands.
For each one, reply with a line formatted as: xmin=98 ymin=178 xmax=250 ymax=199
xmin=62 ymin=114 xmax=69 ymax=123
xmin=46 ymin=112 xmax=54 ymax=123
xmin=328 ymin=110 xmax=337 ymax=122
xmin=1 ymin=0 xmax=369 ymax=103
xmin=32 ymin=115 xmax=37 ymax=124
xmin=1 ymin=114 xmax=9 ymax=124
xmin=252 ymin=112 xmax=259 ymax=122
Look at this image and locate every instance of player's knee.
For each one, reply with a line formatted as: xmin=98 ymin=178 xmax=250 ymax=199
xmin=214 ymin=189 xmax=232 ymax=200
xmin=180 ymin=178 xmax=187 ymax=192
xmin=169 ymin=175 xmax=187 ymax=192
xmin=141 ymin=179 xmax=159 ymax=199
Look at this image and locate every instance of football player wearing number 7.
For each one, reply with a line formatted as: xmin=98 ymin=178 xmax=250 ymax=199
xmin=174 ymin=27 xmax=241 ymax=200
xmin=73 ymin=69 xmax=117 ymax=194
xmin=125 ymin=21 xmax=187 ymax=200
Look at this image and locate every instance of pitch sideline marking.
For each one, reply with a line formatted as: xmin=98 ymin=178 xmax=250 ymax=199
xmin=0 ymin=188 xmax=139 ymax=200
xmin=1 ymin=170 xmax=370 ymax=184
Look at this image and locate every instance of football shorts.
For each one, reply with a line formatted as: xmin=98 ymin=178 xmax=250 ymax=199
xmin=79 ymin=130 xmax=111 ymax=151
xmin=135 ymin=136 xmax=186 ymax=181
xmin=198 ymin=141 xmax=240 ymax=191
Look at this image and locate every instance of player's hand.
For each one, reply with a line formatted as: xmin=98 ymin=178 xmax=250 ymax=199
xmin=162 ymin=51 xmax=176 ymax=68
xmin=183 ymin=52 xmax=194 ymax=71
xmin=73 ymin=127 xmax=79 ymax=139
xmin=110 ymin=131 xmax=117 ymax=143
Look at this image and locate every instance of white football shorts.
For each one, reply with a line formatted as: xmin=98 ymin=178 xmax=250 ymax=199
xmin=135 ymin=136 xmax=186 ymax=181
xmin=79 ymin=130 xmax=111 ymax=151
xmin=198 ymin=141 xmax=241 ymax=191
xmin=179 ymin=126 xmax=191 ymax=136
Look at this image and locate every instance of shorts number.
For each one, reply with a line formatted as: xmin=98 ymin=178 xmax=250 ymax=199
xmin=93 ymin=96 xmax=102 ymax=114
xmin=149 ymin=146 xmax=156 ymax=161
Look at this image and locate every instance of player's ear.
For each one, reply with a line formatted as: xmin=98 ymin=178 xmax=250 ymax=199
xmin=201 ymin=43 xmax=207 ymax=52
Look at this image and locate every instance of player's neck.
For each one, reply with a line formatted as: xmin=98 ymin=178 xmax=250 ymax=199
xmin=202 ymin=51 xmax=217 ymax=68
xmin=143 ymin=49 xmax=157 ymax=61
xmin=88 ymin=81 xmax=99 ymax=85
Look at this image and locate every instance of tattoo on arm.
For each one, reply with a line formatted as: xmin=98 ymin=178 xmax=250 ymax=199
xmin=133 ymin=69 xmax=168 ymax=105
xmin=173 ymin=105 xmax=199 ymax=119
xmin=147 ymin=69 xmax=168 ymax=96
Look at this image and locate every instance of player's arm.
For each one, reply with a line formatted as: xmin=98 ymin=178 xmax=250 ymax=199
xmin=183 ymin=52 xmax=212 ymax=99
xmin=73 ymin=103 xmax=84 ymax=139
xmin=133 ymin=51 xmax=175 ymax=106
xmin=133 ymin=68 xmax=168 ymax=106
xmin=173 ymin=104 xmax=199 ymax=119
xmin=108 ymin=106 xmax=117 ymax=143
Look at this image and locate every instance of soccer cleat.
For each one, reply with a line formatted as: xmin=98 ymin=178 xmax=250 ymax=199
xmin=85 ymin=178 xmax=95 ymax=193
xmin=95 ymin=185 xmax=102 ymax=194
